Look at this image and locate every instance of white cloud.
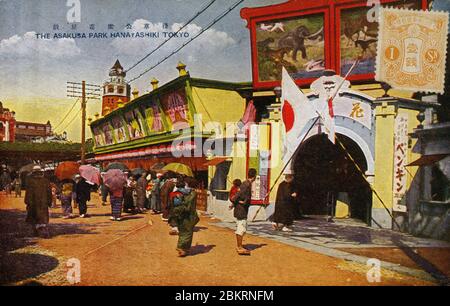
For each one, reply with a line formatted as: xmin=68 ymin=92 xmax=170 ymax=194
xmin=110 ymin=19 xmax=235 ymax=60
xmin=0 ymin=31 xmax=81 ymax=58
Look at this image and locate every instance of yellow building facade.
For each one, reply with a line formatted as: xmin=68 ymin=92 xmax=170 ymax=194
xmin=207 ymin=77 xmax=433 ymax=229
xmin=203 ymin=0 xmax=437 ymax=229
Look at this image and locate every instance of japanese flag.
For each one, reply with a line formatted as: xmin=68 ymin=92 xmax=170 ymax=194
xmin=281 ymin=67 xmax=316 ymax=165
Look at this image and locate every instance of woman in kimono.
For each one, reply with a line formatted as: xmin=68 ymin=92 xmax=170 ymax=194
xmin=59 ymin=179 xmax=74 ymax=219
xmin=110 ymin=186 xmax=124 ymax=221
xmin=171 ymin=177 xmax=199 ymax=257
xmin=272 ymin=173 xmax=297 ymax=232
xmin=168 ymin=177 xmax=185 ymax=235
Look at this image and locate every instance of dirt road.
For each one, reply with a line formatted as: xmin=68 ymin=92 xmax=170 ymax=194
xmin=0 ymin=193 xmax=435 ymax=286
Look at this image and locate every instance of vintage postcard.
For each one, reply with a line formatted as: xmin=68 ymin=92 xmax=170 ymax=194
xmin=376 ymin=7 xmax=449 ymax=93
xmin=1 ymin=0 xmax=450 ymax=295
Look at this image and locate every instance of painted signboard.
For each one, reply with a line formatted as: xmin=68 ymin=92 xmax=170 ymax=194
xmin=339 ymin=1 xmax=421 ymax=77
xmin=124 ymin=108 xmax=145 ymax=140
xmin=255 ymin=14 xmax=325 ymax=83
xmin=141 ymin=102 xmax=165 ymax=134
xmin=243 ymin=0 xmax=429 ymax=88
xmin=159 ymin=87 xmax=194 ymax=131
xmin=101 ymin=122 xmax=114 ymax=146
xmin=93 ymin=126 xmax=105 ymax=147
xmin=248 ymin=123 xmax=271 ymax=204
xmin=393 ymin=113 xmax=409 ymax=212
xmin=111 ymin=115 xmax=128 ymax=143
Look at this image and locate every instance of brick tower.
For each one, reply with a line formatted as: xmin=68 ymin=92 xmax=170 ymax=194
xmin=101 ymin=60 xmax=130 ymax=116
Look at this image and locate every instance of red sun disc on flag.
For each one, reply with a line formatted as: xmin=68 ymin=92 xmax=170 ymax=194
xmin=282 ymin=100 xmax=295 ymax=132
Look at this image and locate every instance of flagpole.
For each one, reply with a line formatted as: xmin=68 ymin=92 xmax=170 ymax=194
xmin=251 ymin=61 xmax=360 ymax=222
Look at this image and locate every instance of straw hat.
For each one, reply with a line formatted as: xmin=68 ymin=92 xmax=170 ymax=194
xmin=32 ymin=165 xmax=42 ymax=172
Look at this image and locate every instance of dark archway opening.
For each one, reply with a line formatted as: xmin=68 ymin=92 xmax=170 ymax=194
xmin=293 ymin=133 xmax=372 ymax=224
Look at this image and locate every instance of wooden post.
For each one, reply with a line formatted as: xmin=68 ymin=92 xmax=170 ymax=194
xmin=81 ymin=80 xmax=86 ymax=164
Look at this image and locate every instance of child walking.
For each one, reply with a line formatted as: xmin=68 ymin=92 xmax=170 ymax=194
xmin=231 ymin=169 xmax=256 ymax=255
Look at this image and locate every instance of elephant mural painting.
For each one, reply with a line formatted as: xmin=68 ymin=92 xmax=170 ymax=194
xmin=256 ymin=14 xmax=325 ymax=82
xmin=278 ymin=25 xmax=324 ymax=61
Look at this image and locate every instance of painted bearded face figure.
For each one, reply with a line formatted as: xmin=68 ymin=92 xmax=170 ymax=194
xmin=323 ymin=80 xmax=337 ymax=99
xmin=310 ymin=74 xmax=350 ymax=101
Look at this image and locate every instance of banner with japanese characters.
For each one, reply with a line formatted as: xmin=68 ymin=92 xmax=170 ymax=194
xmin=393 ymin=113 xmax=409 ymax=213
xmin=248 ymin=123 xmax=271 ymax=204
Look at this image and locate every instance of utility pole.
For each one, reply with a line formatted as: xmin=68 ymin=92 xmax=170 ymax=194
xmin=67 ymin=81 xmax=101 ymax=164
xmin=81 ymin=81 xmax=86 ymax=164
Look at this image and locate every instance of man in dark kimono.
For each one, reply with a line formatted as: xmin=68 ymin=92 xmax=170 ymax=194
xmin=135 ymin=172 xmax=147 ymax=213
xmin=0 ymin=169 xmax=11 ymax=193
xmin=24 ymin=166 xmax=52 ymax=238
xmin=161 ymin=174 xmax=176 ymax=222
xmin=74 ymin=175 xmax=91 ymax=218
xmin=272 ymin=173 xmax=297 ymax=232
xmin=232 ymin=168 xmax=256 ymax=255
xmin=150 ymin=173 xmax=163 ymax=214
xmin=100 ymin=172 xmax=109 ymax=206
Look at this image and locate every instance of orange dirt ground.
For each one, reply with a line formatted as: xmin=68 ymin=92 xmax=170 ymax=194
xmin=0 ymin=192 xmax=437 ymax=286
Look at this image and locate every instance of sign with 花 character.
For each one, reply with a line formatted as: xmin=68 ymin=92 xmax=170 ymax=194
xmin=376 ymin=8 xmax=449 ymax=94
xmin=393 ymin=113 xmax=409 ymax=213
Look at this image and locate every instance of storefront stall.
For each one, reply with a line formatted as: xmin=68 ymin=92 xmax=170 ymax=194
xmin=90 ymin=64 xmax=249 ymax=192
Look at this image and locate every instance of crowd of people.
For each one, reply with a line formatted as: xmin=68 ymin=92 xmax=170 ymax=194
xmin=2 ymin=163 xmax=298 ymax=257
xmin=0 ymin=167 xmax=22 ymax=198
xmin=15 ymin=165 xmax=202 ymax=257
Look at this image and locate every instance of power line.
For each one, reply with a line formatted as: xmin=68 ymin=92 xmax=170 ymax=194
xmin=66 ymin=81 xmax=101 ymax=164
xmin=59 ymin=107 xmax=82 ymax=132
xmin=125 ymin=0 xmax=217 ymax=73
xmin=128 ymin=0 xmax=245 ymax=83
xmin=53 ymin=98 xmax=79 ymax=131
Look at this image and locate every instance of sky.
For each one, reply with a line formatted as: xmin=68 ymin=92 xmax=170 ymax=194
xmin=0 ymin=0 xmax=449 ymax=142
xmin=0 ymin=0 xmax=283 ymax=141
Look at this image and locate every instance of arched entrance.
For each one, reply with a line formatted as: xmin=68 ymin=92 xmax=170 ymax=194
xmin=293 ymin=133 xmax=372 ymax=224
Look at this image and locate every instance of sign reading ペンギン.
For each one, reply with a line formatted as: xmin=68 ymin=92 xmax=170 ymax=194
xmin=376 ymin=8 xmax=449 ymax=94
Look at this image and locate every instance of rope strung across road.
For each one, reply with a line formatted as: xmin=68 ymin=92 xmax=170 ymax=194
xmin=334 ymin=135 xmax=402 ymax=230
xmin=82 ymin=219 xmax=153 ymax=258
